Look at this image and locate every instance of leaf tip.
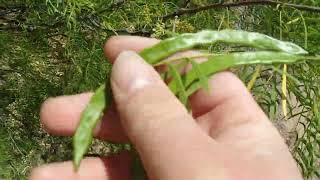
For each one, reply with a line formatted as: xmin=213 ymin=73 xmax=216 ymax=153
xmin=72 ymin=149 xmax=81 ymax=172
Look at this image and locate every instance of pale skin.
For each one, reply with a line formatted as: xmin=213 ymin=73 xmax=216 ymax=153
xmin=29 ymin=36 xmax=303 ymax=180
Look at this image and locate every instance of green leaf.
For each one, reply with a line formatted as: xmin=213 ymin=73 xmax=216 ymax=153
xmin=188 ymin=58 xmax=209 ymax=92
xmin=169 ymin=51 xmax=309 ymax=95
xmin=73 ymin=83 xmax=112 ymax=170
xmin=140 ymin=29 xmax=308 ymax=65
xmin=168 ymin=64 xmax=188 ymax=106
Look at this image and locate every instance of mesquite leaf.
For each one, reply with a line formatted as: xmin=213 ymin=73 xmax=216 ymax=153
xmin=73 ymin=82 xmax=112 ymax=170
xmin=168 ymin=64 xmax=188 ymax=106
xmin=171 ymin=51 xmax=309 ymax=96
xmin=188 ymin=58 xmax=210 ymax=92
xmin=72 ymin=29 xmax=313 ymax=170
xmin=140 ymin=29 xmax=308 ymax=65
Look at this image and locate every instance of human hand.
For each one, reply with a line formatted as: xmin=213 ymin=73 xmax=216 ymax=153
xmin=30 ymin=36 xmax=303 ymax=180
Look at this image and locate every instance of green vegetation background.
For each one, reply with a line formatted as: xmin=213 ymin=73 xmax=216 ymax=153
xmin=0 ymin=0 xmax=319 ymax=179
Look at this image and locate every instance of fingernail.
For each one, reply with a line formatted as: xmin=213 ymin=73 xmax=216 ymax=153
xmin=111 ymin=51 xmax=154 ymax=95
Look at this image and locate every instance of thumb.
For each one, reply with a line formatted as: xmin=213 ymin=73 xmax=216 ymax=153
xmin=111 ymin=51 xmax=215 ymax=179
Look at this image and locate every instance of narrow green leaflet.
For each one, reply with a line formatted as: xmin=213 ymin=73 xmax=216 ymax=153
xmin=168 ymin=64 xmax=188 ymax=106
xmin=169 ymin=52 xmax=308 ymax=95
xmin=188 ymin=58 xmax=209 ymax=92
xmin=140 ymin=29 xmax=308 ymax=65
xmin=73 ymin=83 xmax=112 ymax=170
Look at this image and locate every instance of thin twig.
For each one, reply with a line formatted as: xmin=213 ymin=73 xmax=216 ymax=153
xmin=162 ymin=0 xmax=320 ymax=20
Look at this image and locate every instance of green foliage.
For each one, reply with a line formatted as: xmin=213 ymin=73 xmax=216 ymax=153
xmin=73 ymin=84 xmax=108 ymax=170
xmin=289 ymin=63 xmax=320 ymax=178
xmin=189 ymin=58 xmax=210 ymax=92
xmin=141 ymin=29 xmax=308 ymax=65
xmin=1 ymin=0 xmax=320 ymax=179
xmin=168 ymin=63 xmax=189 ymax=106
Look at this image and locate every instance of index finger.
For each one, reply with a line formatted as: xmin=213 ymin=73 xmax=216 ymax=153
xmin=104 ymin=36 xmax=159 ymax=63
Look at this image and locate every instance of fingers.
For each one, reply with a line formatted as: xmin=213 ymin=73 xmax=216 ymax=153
xmin=111 ymin=51 xmax=218 ymax=179
xmin=29 ymin=152 xmax=132 ymax=180
xmin=104 ymin=36 xmax=159 ymax=63
xmin=190 ymin=72 xmax=297 ymax=161
xmin=40 ymin=93 xmax=128 ymax=142
xmin=40 ymin=93 xmax=92 ymax=136
xmin=189 ymin=71 xmax=302 ymax=177
xmin=189 ymin=71 xmax=275 ymax=140
xmin=190 ymin=71 xmax=267 ymax=128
